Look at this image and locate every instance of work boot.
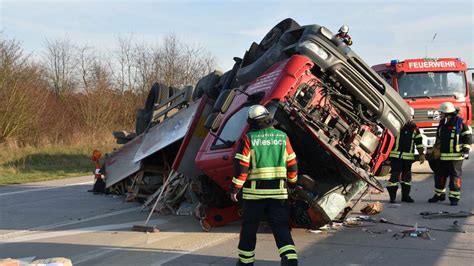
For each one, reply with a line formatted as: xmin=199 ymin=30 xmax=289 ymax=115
xmin=236 ymin=261 xmax=254 ymax=266
xmin=281 ymin=256 xmax=298 ymax=266
xmin=428 ymin=194 xmax=446 ymax=203
xmin=449 ymin=197 xmax=459 ymax=206
xmin=401 ymin=183 xmax=414 ymax=203
xmin=386 ymin=186 xmax=398 ymax=203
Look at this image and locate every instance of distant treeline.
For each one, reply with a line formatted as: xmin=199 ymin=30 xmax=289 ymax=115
xmin=0 ymin=34 xmax=216 ymax=146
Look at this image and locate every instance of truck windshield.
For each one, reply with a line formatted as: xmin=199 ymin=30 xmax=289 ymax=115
xmin=214 ymin=106 xmax=250 ymax=147
xmin=397 ymin=71 xmax=466 ymax=99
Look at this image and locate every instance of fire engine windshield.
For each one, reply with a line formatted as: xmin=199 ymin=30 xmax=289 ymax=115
xmin=397 ymin=71 xmax=466 ymax=99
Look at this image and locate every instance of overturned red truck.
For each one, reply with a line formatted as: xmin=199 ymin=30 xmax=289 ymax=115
xmin=103 ymin=19 xmax=410 ymax=230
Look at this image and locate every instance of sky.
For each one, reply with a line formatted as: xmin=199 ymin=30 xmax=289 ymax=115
xmin=0 ymin=0 xmax=473 ymax=71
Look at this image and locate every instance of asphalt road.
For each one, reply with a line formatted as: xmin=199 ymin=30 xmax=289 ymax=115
xmin=1 ymin=157 xmax=473 ymax=265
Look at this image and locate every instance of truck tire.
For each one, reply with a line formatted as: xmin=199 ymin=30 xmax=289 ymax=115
xmin=135 ymin=108 xmax=147 ymax=135
xmin=143 ymin=83 xmax=167 ymax=125
xmin=137 ymin=82 xmax=171 ymax=135
xmin=193 ymin=70 xmax=223 ymax=101
xmin=236 ymin=18 xmax=300 ymax=85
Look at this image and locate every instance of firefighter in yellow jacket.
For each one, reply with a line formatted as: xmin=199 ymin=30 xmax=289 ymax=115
xmin=387 ymin=108 xmax=425 ymax=203
xmin=428 ymin=102 xmax=472 ymax=206
xmin=231 ymin=105 xmax=298 ymax=266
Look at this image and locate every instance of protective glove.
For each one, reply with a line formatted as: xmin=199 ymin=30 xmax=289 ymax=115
xmin=418 ymin=154 xmax=426 ymax=164
xmin=461 ymin=147 xmax=470 ymax=160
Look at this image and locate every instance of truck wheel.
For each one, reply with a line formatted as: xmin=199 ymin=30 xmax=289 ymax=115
xmin=236 ymin=18 xmax=300 ymax=85
xmin=143 ymin=83 xmax=167 ymax=126
xmin=135 ymin=108 xmax=147 ymax=135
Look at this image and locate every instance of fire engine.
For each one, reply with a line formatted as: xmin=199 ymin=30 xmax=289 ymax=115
xmin=373 ymin=58 xmax=472 ymax=149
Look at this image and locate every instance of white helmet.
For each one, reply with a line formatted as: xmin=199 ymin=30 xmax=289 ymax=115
xmin=409 ymin=107 xmax=415 ymax=117
xmin=438 ymin=102 xmax=456 ymax=114
xmin=248 ymin=105 xmax=270 ymax=120
xmin=339 ymin=25 xmax=349 ymax=33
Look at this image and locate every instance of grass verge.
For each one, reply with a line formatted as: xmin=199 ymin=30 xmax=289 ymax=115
xmin=0 ymin=144 xmax=116 ymax=185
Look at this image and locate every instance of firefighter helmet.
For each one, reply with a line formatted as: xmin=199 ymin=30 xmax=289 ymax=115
xmin=339 ymin=25 xmax=349 ymax=33
xmin=438 ymin=102 xmax=456 ymax=114
xmin=248 ymin=105 xmax=270 ymax=120
xmin=410 ymin=107 xmax=415 ymax=117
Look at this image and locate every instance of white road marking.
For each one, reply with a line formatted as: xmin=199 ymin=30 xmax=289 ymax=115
xmin=0 ymin=206 xmax=142 ymax=240
xmin=1 ymin=219 xmax=166 ymax=244
xmin=0 ymin=181 xmax=94 ymax=197
xmin=151 ymin=233 xmax=238 ymax=265
xmin=73 ymin=232 xmax=239 ymax=265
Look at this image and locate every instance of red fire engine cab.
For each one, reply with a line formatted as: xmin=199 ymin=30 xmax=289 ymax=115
xmin=373 ymin=58 xmax=472 ymax=149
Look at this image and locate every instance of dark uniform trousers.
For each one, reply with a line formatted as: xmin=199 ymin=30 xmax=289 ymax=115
xmin=238 ymin=199 xmax=297 ymax=266
xmin=432 ymin=160 xmax=463 ymax=202
xmin=389 ymin=158 xmax=413 ymax=184
xmin=430 ymin=115 xmax=470 ymax=203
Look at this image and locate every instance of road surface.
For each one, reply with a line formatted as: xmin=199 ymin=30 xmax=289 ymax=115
xmin=1 ymin=158 xmax=473 ymax=265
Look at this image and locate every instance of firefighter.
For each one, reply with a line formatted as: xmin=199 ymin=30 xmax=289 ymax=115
xmin=428 ymin=102 xmax=471 ymax=206
xmin=386 ymin=108 xmax=424 ymax=203
xmin=230 ymin=104 xmax=298 ymax=266
xmin=336 ymin=24 xmax=353 ymax=46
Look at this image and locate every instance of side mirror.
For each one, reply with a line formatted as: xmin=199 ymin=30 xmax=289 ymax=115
xmin=204 ymin=113 xmax=222 ymax=132
xmin=212 ymin=89 xmax=236 ymax=113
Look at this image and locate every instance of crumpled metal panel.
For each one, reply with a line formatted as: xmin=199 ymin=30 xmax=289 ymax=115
xmin=105 ymin=134 xmax=144 ymax=188
xmin=133 ymin=102 xmax=200 ymax=163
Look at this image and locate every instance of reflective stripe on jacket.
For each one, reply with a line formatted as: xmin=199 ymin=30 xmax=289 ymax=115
xmin=438 ymin=116 xmax=472 ymax=161
xmin=389 ymin=121 xmax=423 ymax=160
xmin=232 ymin=127 xmax=297 ymax=200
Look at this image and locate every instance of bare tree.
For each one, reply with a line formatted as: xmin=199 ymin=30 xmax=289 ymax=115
xmin=112 ymin=35 xmax=137 ymax=93
xmin=0 ymin=37 xmax=48 ymax=144
xmin=77 ymin=45 xmax=96 ymax=92
xmin=133 ymin=41 xmax=155 ymax=94
xmin=160 ymin=34 xmax=181 ymax=88
xmin=43 ymin=37 xmax=77 ymax=96
xmin=156 ymin=34 xmax=216 ymax=89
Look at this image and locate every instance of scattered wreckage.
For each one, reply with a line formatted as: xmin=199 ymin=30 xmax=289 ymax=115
xmin=100 ymin=18 xmax=410 ymax=230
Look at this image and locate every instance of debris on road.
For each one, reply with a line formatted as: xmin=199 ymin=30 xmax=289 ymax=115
xmin=393 ymin=228 xmax=434 ymax=240
xmin=30 ymin=257 xmax=72 ymax=266
xmin=362 ymin=228 xmax=392 ymax=235
xmin=368 ymin=188 xmax=383 ymax=194
xmin=380 ymin=217 xmax=467 ymax=233
xmin=420 ymin=211 xmax=474 ymax=219
xmin=360 ymin=201 xmax=383 ymax=215
xmin=307 ymin=229 xmax=324 ymax=234
xmin=0 ymin=258 xmax=19 ymax=266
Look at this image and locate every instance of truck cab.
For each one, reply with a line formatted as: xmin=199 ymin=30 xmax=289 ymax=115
xmin=373 ymin=58 xmax=472 ymax=148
